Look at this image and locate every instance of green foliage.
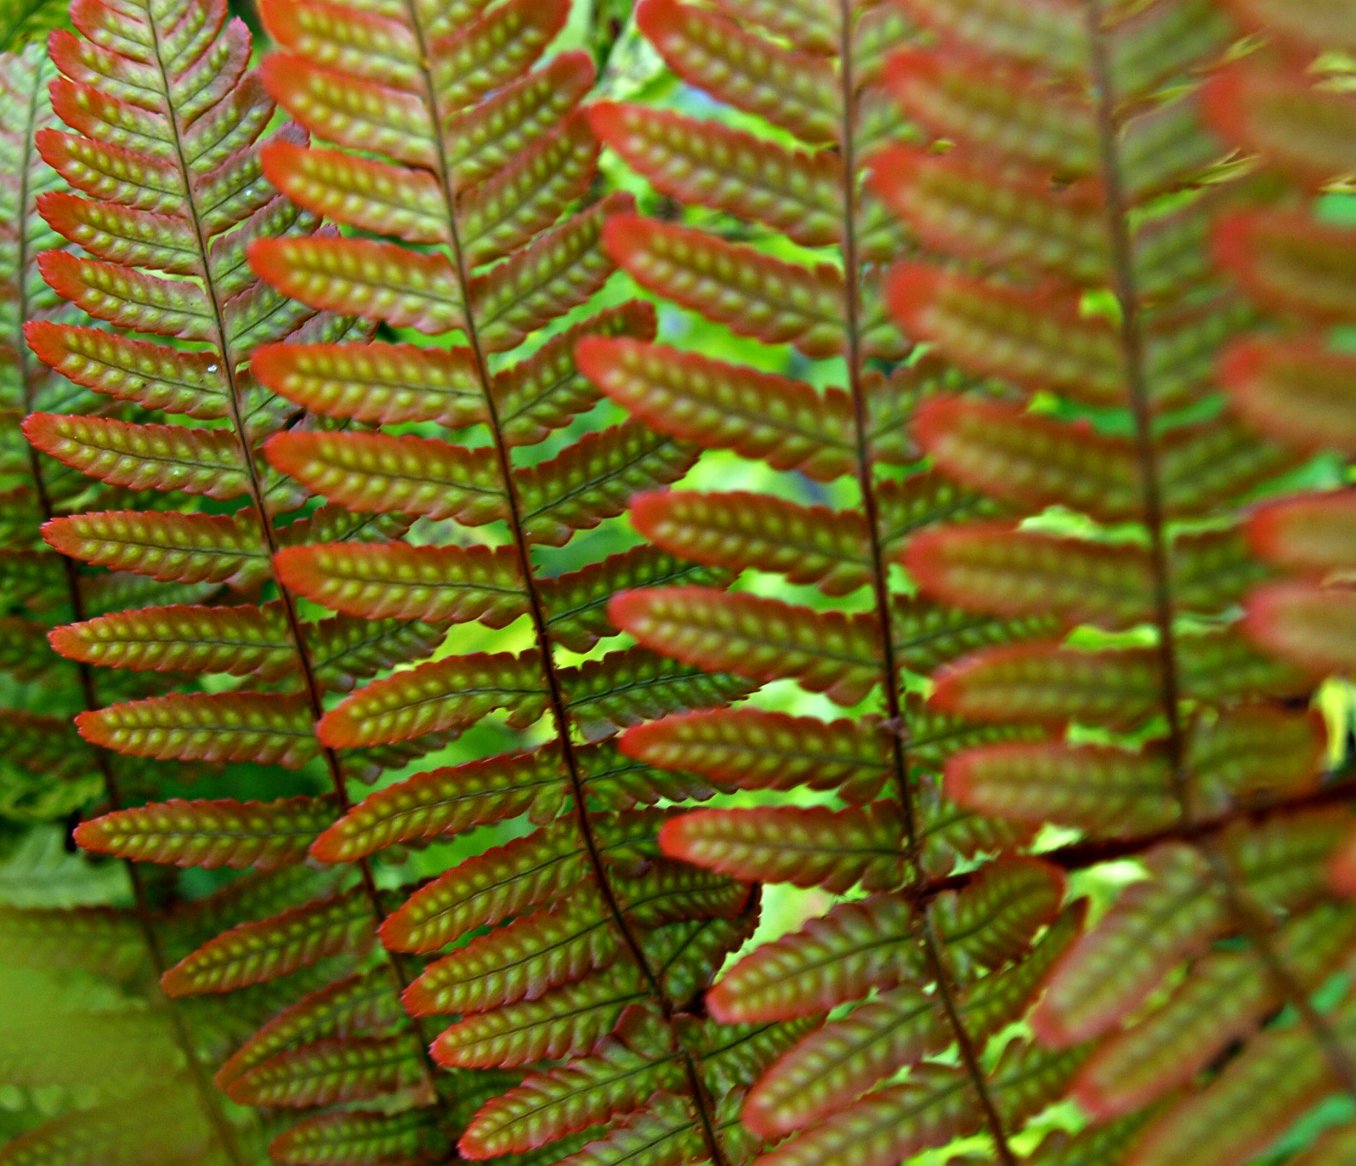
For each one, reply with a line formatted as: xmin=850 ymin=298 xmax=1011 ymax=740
xmin=0 ymin=0 xmax=65 ymax=52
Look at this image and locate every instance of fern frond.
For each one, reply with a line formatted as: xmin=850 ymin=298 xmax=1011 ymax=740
xmin=7 ymin=0 xmax=1347 ymax=1161
xmin=877 ymin=5 xmax=1356 ymax=1161
xmin=0 ymin=38 xmax=264 ymax=1163
xmin=1197 ymin=47 xmax=1356 ymax=1149
xmin=583 ymin=3 xmax=1111 ymax=1161
xmin=22 ymin=0 xmax=449 ymax=1148
xmin=242 ymin=0 xmax=792 ymax=1158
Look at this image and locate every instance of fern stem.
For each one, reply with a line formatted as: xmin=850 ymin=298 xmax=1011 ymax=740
xmin=399 ymin=7 xmax=730 ymax=1161
xmin=1084 ymin=3 xmax=1191 ymax=815
xmin=9 ymin=55 xmax=249 ymax=1166
xmin=1083 ymin=0 xmax=1356 ymax=1096
xmin=136 ymin=8 xmax=446 ymax=1108
xmin=917 ymin=773 xmax=1356 ymax=900
xmin=837 ymin=8 xmax=1017 ymax=1159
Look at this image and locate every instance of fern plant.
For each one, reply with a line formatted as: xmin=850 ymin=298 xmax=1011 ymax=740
xmin=5 ymin=1 xmax=1356 ymax=1165
xmin=0 ymin=40 xmax=108 ymax=830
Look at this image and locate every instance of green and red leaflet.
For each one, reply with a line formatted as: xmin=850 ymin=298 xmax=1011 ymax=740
xmin=74 ymin=795 xmax=336 ymax=871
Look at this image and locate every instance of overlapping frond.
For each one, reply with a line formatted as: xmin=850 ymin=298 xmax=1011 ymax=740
xmin=0 ymin=41 xmax=108 ymax=827
xmin=1209 ymin=8 xmax=1356 ymax=678
xmin=18 ymin=0 xmax=447 ymax=1152
xmin=873 ymin=3 xmax=1356 ymax=1164
xmin=1203 ymin=12 xmax=1356 ymax=1153
xmin=0 ymin=40 xmax=264 ymax=1166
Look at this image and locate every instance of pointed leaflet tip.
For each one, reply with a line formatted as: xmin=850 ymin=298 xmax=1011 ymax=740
xmin=1210 ymin=208 xmax=1262 ymax=287
xmin=256 ymin=50 xmax=295 ymax=111
xmin=22 ymin=320 xmax=64 ymax=368
xmin=34 ymin=249 xmax=84 ymax=302
xmin=1221 ymin=336 xmax=1356 ymax=455
xmin=256 ymin=137 xmax=306 ymax=200
xmin=316 ymin=699 xmax=361 ymax=750
xmin=614 ymin=714 xmax=668 ymax=766
xmin=1240 ymin=582 xmax=1299 ymax=652
xmin=159 ymin=958 xmax=195 ymax=999
xmin=376 ymin=910 xmax=409 ymax=951
xmin=1216 ymin=336 xmax=1267 ymax=402
xmin=1070 ymin=1051 xmax=1158 ymax=1124
xmin=246 ymin=236 xmax=290 ymax=297
xmin=271 ymin=543 xmax=312 ymax=601
xmin=70 ymin=815 xmax=107 ymax=856
xmin=606 ymin=588 xmax=647 ymax=641
xmin=70 ymin=708 xmax=113 ymax=756
xmin=598 ymin=214 xmax=652 ymax=271
xmin=570 ymin=333 xmax=615 ymax=393
xmin=261 ymin=430 xmax=312 ymax=482
xmin=884 ymin=261 xmax=944 ymax=336
xmin=882 ymin=47 xmax=944 ymax=101
xmin=1246 ymin=492 xmax=1356 ymax=576
xmin=926 ymin=645 xmax=997 ymax=718
xmin=656 ymin=812 xmax=694 ymax=863
xmin=31 ymin=121 xmax=70 ymax=173
xmin=1028 ymin=976 xmax=1082 ymax=1049
xmin=704 ymin=977 xmax=740 ymax=1025
xmin=20 ymin=412 xmax=59 ymax=456
xmin=1243 ymin=581 xmax=1356 ymax=676
xmin=1245 ymin=497 xmax=1304 ymax=569
xmin=255 ymin=0 xmax=292 ymax=48
xmin=626 ymin=488 xmax=678 ymax=544
xmin=634 ymin=0 xmax=680 ymax=42
xmin=45 ymin=622 xmax=82 ymax=662
xmin=867 ymin=144 xmax=928 ymax=212
xmin=34 ymin=190 xmax=90 ymax=245
xmin=39 ymin=515 xmax=76 ymax=556
xmin=584 ymin=99 xmax=627 ymax=148
xmin=307 ymin=817 xmax=348 ymax=865
xmin=901 ymin=521 xmax=1021 ymax=610
xmin=909 ymin=392 xmax=970 ymax=461
xmin=401 ymin=967 xmax=441 ymax=1018
xmin=940 ymin=750 xmax=978 ymax=809
xmin=429 ymin=1028 xmax=463 ymax=1068
xmin=1197 ymin=66 xmax=1249 ymax=152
